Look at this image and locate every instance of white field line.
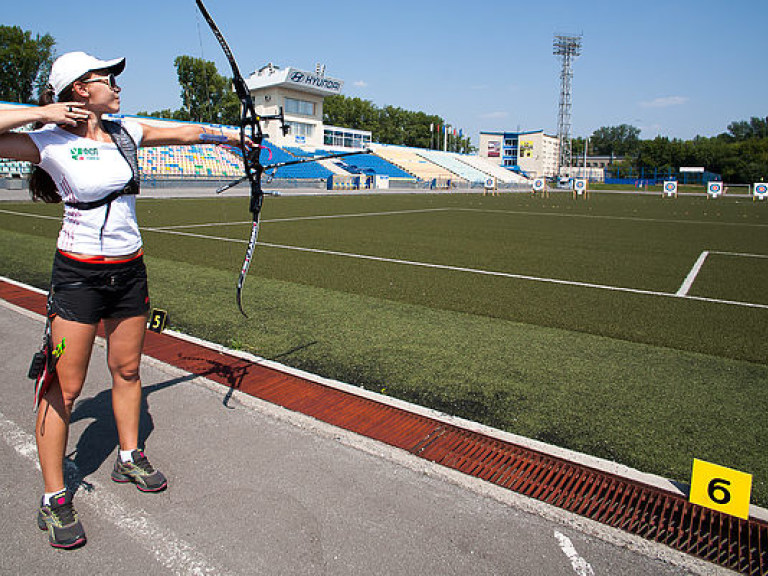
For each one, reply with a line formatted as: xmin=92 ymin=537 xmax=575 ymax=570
xmin=454 ymin=207 xmax=768 ymax=228
xmin=3 ymin=208 xmax=766 ymax=309
xmin=4 ymin=205 xmax=767 ymax=231
xmin=710 ymin=250 xmax=768 ymax=259
xmin=0 ymin=208 xmax=61 ymax=221
xmin=263 ymin=207 xmax=452 ymax=223
xmin=0 ymin=409 xmax=233 ymax=576
xmin=554 ymin=531 xmax=595 ymax=576
xmin=677 ymin=250 xmax=768 ymax=297
xmin=140 ymin=227 xmax=768 ymax=310
xmin=150 ymin=220 xmax=251 ymax=230
xmin=150 ymin=207 xmax=452 ymax=230
xmin=141 ymin=227 xmax=247 ymax=244
xmin=676 ymin=251 xmax=709 ymax=297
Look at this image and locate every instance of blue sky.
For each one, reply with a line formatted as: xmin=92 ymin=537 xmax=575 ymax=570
xmin=9 ymin=0 xmax=768 ymax=144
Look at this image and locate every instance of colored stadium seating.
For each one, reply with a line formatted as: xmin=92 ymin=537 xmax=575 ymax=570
xmin=370 ymin=144 xmax=465 ymax=183
xmin=332 ymin=151 xmax=413 ymax=179
xmin=138 ymin=144 xmax=242 ymax=179
xmin=282 ymin=146 xmax=414 ymax=179
xmin=456 ymin=154 xmax=530 ymax=184
xmin=415 ymin=150 xmax=492 ymax=184
xmin=0 ymin=159 xmax=32 ymax=177
xmin=260 ymin=141 xmax=333 ymax=179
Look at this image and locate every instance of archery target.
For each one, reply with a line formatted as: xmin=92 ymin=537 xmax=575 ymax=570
xmin=754 ymin=183 xmax=768 ymax=199
xmin=708 ymin=181 xmax=723 ymax=196
xmin=663 ymin=181 xmax=678 ymax=196
xmin=574 ymin=179 xmax=586 ymax=194
xmin=485 ymin=177 xmax=496 ymax=189
xmin=532 ymin=178 xmax=545 ymax=192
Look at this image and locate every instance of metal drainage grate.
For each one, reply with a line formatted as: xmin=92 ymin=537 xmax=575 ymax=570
xmin=2 ymin=279 xmax=766 ymax=575
xmin=409 ymin=425 xmax=766 ymax=576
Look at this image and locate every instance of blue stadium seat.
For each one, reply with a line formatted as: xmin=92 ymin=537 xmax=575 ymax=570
xmin=335 ymin=153 xmax=412 ymax=178
xmin=260 ymin=141 xmax=333 ymax=179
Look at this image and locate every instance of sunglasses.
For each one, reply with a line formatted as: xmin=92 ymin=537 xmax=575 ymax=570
xmin=80 ymin=73 xmax=119 ymax=90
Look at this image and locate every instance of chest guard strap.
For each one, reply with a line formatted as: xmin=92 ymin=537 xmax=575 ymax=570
xmin=64 ymin=120 xmax=140 ymax=242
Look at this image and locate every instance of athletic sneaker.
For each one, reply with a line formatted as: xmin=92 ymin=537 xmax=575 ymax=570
xmin=111 ymin=449 xmax=167 ymax=492
xmin=37 ymin=489 xmax=86 ymax=549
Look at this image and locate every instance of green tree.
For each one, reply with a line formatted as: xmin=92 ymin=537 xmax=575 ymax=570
xmin=611 ymin=115 xmax=768 ymax=183
xmin=0 ymin=25 xmax=55 ymax=103
xmin=720 ymin=138 xmax=768 ymax=182
xmin=139 ymin=56 xmax=238 ymax=124
xmin=571 ymin=136 xmax=586 ymax=160
xmin=174 ymin=55 xmax=239 ymax=124
xmin=636 ymin=136 xmax=687 ymax=171
xmin=590 ymin=124 xmax=641 ymax=158
xmin=724 ymin=116 xmax=768 ymax=141
xmin=323 ymin=95 xmax=380 ymax=134
xmin=324 ymin=94 xmax=465 ymax=150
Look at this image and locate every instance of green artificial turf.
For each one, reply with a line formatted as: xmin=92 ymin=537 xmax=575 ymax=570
xmin=1 ymin=191 xmax=766 ymax=507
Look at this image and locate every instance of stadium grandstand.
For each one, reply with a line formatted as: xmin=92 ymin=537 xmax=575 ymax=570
xmin=415 ymin=149 xmax=528 ymax=185
xmin=140 ymin=144 xmax=242 ymax=179
xmin=0 ymin=99 xmax=525 ymax=190
xmin=369 ymin=144 xmax=467 ymax=186
xmin=457 ymin=153 xmax=530 ymax=184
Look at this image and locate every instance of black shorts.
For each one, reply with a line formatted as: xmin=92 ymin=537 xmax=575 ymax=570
xmin=49 ymin=250 xmax=150 ymax=324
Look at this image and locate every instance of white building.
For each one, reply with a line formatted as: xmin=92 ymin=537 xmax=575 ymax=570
xmin=245 ymin=64 xmax=371 ymax=149
xmin=478 ymin=130 xmax=560 ymax=178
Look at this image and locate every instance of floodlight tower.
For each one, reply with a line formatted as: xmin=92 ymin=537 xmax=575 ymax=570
xmin=553 ymin=34 xmax=582 ymax=175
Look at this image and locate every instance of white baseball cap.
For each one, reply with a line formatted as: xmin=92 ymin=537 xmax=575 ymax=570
xmin=48 ymin=51 xmax=126 ymax=99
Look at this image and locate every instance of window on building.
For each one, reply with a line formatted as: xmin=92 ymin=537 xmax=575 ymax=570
xmin=286 ymin=121 xmax=314 ymax=138
xmin=323 ymin=129 xmax=371 ymax=149
xmin=284 ymin=97 xmax=316 ymax=117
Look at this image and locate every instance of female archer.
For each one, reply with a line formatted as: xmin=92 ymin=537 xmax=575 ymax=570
xmin=0 ymin=51 xmax=244 ymax=548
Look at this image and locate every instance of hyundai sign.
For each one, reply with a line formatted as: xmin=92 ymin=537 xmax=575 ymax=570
xmin=246 ymin=66 xmax=344 ymax=96
xmin=287 ymin=69 xmax=342 ymax=93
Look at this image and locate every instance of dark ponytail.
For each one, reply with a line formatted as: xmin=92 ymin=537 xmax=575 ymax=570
xmin=29 ymin=85 xmax=74 ymax=203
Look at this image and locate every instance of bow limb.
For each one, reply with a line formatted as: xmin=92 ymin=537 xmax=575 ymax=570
xmin=196 ymin=0 xmax=263 ymax=316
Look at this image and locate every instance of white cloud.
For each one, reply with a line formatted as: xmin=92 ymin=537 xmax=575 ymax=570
xmin=479 ymin=111 xmax=509 ymax=119
xmin=640 ymin=96 xmax=689 ymax=108
xmin=353 ymin=80 xmax=368 ymax=88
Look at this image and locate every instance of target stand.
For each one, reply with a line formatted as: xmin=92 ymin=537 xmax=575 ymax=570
xmin=572 ymin=178 xmax=588 ymax=199
xmin=483 ymin=177 xmax=498 ymax=196
xmin=532 ymin=177 xmax=549 ymax=198
xmin=662 ymin=181 xmax=678 ymax=198
xmin=707 ymin=181 xmax=724 ymax=199
xmin=753 ymin=182 xmax=768 ymax=202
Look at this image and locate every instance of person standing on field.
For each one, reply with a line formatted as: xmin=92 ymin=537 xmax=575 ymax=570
xmin=0 ymin=51 xmax=245 ymax=548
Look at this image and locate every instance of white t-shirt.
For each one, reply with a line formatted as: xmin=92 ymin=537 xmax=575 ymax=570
xmin=28 ymin=120 xmax=144 ymax=256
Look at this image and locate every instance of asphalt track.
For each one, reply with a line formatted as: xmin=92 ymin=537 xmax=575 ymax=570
xmin=0 ymin=280 xmax=735 ymax=576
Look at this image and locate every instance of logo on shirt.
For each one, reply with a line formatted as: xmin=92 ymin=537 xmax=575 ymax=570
xmin=70 ymin=147 xmax=99 ymax=161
